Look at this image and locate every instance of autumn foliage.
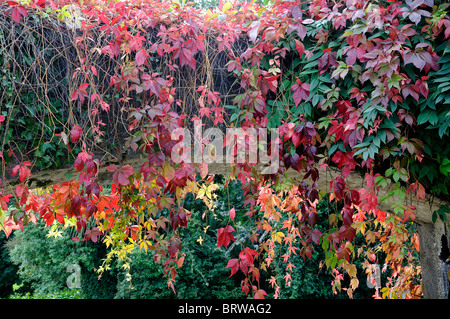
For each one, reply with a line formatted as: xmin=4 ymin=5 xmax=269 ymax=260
xmin=1 ymin=0 xmax=450 ymax=299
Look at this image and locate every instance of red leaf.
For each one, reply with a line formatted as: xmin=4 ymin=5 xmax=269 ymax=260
xmin=168 ymin=238 xmax=181 ymax=258
xmin=339 ymin=225 xmax=356 ymax=242
xmin=99 ymin=14 xmax=110 ymax=25
xmin=294 ymin=39 xmax=305 ymax=57
xmin=12 ymin=163 xmax=31 ymax=182
xmin=71 ymin=84 xmax=89 ymax=103
xmin=311 ymin=229 xmax=322 ymax=245
xmin=11 ymin=7 xmax=21 ymax=23
xmin=248 ymin=21 xmax=261 ymax=43
xmin=113 ymin=164 xmax=134 ymax=186
xmin=199 ymin=161 xmax=208 ymax=179
xmin=33 ymin=0 xmax=45 ymax=7
xmin=296 ymin=23 xmax=307 ymax=41
xmin=115 ymin=172 xmax=129 ymax=186
xmin=330 ymin=175 xmax=346 ymax=200
xmin=90 ymin=66 xmax=97 ymax=76
xmin=217 ymin=225 xmax=236 ymax=248
xmin=308 ymin=212 xmax=318 ymax=227
xmin=70 ymin=125 xmax=83 ymax=143
xmin=0 ymin=194 xmax=12 ymax=211
xmin=120 ymin=164 xmax=134 ymax=178
xmin=55 ymin=213 xmax=65 ymax=224
xmin=135 ymin=49 xmax=149 ymax=66
xmin=291 ymin=4 xmax=302 ymax=20
xmin=291 ymin=79 xmax=310 ymax=106
xmin=105 ymin=164 xmax=118 ymax=172
xmin=170 ymin=209 xmax=188 ymax=230
xmin=229 ymin=207 xmax=235 ymax=221
xmin=237 ymin=247 xmax=258 ymax=275
xmin=318 ymin=51 xmax=337 ymax=74
xmin=254 ymin=289 xmax=267 ymax=299
xmin=179 ymin=48 xmax=196 ymax=69
xmin=15 ymin=184 xmax=28 ymax=205
xmin=15 ymin=184 xmax=27 ymax=197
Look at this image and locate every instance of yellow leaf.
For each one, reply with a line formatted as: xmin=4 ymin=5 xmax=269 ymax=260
xmin=162 ymin=163 xmax=175 ymax=180
xmin=207 ymin=13 xmax=219 ymax=21
xmin=176 ymin=186 xmax=187 ymax=201
xmin=197 ymin=187 xmax=205 ymax=199
xmin=342 ymin=30 xmax=354 ymax=37
xmin=272 ymin=231 xmax=285 ymax=244
xmin=257 ymin=7 xmax=265 ymax=18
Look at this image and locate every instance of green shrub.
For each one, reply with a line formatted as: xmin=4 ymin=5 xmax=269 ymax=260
xmin=0 ymin=231 xmax=20 ymax=298
xmin=5 ymin=220 xmax=118 ymax=298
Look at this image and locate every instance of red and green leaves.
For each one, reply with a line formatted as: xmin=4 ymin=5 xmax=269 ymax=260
xmin=2 ymin=0 xmax=447 ymax=301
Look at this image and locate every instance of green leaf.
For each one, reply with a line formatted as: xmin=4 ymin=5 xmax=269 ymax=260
xmin=431 ymin=211 xmax=437 ymax=224
xmin=417 ymin=110 xmax=438 ymax=125
xmin=439 ymin=157 xmax=450 ymax=176
xmin=328 ymin=144 xmax=339 ymax=156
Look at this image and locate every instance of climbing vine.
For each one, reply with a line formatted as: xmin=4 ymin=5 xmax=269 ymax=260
xmin=1 ymin=0 xmax=450 ymax=299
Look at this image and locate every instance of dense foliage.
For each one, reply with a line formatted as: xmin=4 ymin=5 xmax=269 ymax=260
xmin=3 ymin=181 xmax=387 ymax=299
xmin=1 ymin=0 xmax=449 ymax=299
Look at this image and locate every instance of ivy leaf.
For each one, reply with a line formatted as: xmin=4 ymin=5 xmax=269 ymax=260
xmin=254 ymin=289 xmax=268 ymax=299
xmin=162 ymin=163 xmax=175 ymax=180
xmin=179 ymin=47 xmax=196 ymax=70
xmin=217 ymin=225 xmax=236 ymax=248
xmin=168 ymin=238 xmax=181 ymax=258
xmin=117 ymin=165 xmax=134 ymax=185
xmin=291 ymin=4 xmax=302 ymax=20
xmin=107 ymin=164 xmax=134 ymax=186
xmin=135 ymin=49 xmax=149 ymax=66
xmin=248 ymin=21 xmax=261 ymax=43
xmin=8 ymin=4 xmax=27 ymax=24
xmin=12 ymin=161 xmax=32 ymax=182
xmin=70 ymin=125 xmax=83 ymax=143
xmin=318 ymin=50 xmax=337 ymax=74
xmin=229 ymin=207 xmax=236 ymax=221
xmin=226 ymin=258 xmax=239 ymax=277
xmin=291 ymin=78 xmax=310 ymax=106
xmin=294 ymin=39 xmax=305 ymax=57
xmin=71 ymin=83 xmax=89 ymax=103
